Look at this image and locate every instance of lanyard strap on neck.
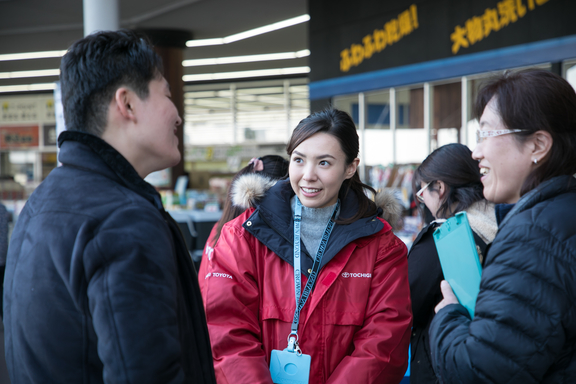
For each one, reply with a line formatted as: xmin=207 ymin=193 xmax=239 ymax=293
xmin=290 ymin=197 xmax=339 ymax=348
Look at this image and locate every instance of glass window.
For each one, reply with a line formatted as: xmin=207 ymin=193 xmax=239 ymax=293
xmin=396 ymin=86 xmax=423 ymax=129
xmin=3 ymin=151 xmax=35 ymax=185
xmin=433 ymin=80 xmax=461 ymax=148
xmin=362 ymin=90 xmax=393 ymax=166
xmin=332 ymin=94 xmax=358 ymax=123
xmin=394 ymin=86 xmax=427 ymax=164
xmin=364 ymin=90 xmax=390 ymax=130
xmin=184 ymin=78 xmax=309 ymax=146
xmin=564 ymin=59 xmax=576 ymax=92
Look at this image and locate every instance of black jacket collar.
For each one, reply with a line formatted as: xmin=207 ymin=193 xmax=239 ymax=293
xmin=500 ymin=175 xmax=576 ymax=228
xmin=58 ymin=130 xmax=163 ymax=210
xmin=494 ymin=204 xmax=515 ymax=225
xmin=242 ymin=179 xmax=384 ymax=276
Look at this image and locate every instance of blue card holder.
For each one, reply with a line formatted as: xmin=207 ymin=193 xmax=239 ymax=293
xmin=433 ymin=211 xmax=482 ymax=318
xmin=269 ymin=348 xmax=311 ymax=384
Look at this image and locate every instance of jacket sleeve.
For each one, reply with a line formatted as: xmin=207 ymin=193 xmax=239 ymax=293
xmin=429 ymin=221 xmax=572 ymax=384
xmin=198 ymin=223 xmax=218 ymax=300
xmin=202 ymin=216 xmax=274 ymax=384
xmin=408 ymin=227 xmax=443 ymax=328
xmin=85 ymin=206 xmax=187 ymax=384
xmin=0 ymin=204 xmax=8 ymax=265
xmin=327 ymin=231 xmax=412 ymax=384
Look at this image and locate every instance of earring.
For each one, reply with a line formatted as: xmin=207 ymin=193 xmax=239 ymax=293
xmin=533 ymin=158 xmax=538 ymax=165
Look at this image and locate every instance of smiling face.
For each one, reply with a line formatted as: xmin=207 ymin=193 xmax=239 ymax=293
xmin=472 ymin=97 xmax=533 ymax=204
xmin=131 ymin=76 xmax=182 ymax=176
xmin=289 ymin=132 xmax=358 ymax=208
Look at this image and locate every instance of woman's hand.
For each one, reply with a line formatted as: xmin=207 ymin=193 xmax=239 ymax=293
xmin=434 ymin=280 xmax=459 ymax=313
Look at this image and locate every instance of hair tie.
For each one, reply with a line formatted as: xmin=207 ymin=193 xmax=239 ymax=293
xmin=248 ymin=157 xmax=264 ymax=171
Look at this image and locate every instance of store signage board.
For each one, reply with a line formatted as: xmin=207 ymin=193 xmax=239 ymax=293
xmin=0 ymin=125 xmax=40 ymax=149
xmin=309 ymin=0 xmax=576 ymax=82
xmin=43 ymin=124 xmax=57 ymax=146
xmin=0 ymin=95 xmax=55 ymax=125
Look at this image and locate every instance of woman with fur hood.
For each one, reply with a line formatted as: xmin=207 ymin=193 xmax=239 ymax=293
xmin=407 ymin=143 xmax=497 ymax=384
xmin=198 ymin=154 xmax=289 ymax=295
xmin=201 ymin=108 xmax=412 ymax=384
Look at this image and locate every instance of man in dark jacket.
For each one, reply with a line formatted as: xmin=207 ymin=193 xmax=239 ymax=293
xmin=3 ymin=30 xmax=216 ymax=384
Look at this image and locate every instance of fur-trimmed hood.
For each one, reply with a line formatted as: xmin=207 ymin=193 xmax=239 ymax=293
xmin=374 ymin=188 xmax=403 ymax=231
xmin=231 ymin=173 xmax=403 ymax=230
xmin=231 ymin=173 xmax=279 ymax=210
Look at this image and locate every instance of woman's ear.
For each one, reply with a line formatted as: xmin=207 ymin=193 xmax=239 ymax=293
xmin=531 ymin=130 xmax=553 ymax=164
xmin=436 ymin=180 xmax=448 ymax=199
xmin=345 ymin=158 xmax=360 ymax=179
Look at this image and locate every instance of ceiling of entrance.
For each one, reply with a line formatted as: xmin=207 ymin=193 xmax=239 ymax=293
xmin=0 ymin=0 xmax=308 ymax=91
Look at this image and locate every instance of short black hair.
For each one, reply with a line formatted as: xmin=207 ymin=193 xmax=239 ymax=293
xmin=59 ymin=29 xmax=163 ymax=136
xmin=474 ymin=69 xmax=576 ymax=195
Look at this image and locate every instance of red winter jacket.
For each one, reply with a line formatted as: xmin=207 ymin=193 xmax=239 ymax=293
xmin=198 ymin=223 xmax=217 ymax=297
xmin=201 ymin=178 xmax=412 ymax=384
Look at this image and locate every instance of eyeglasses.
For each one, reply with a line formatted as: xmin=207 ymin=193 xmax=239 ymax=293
xmin=476 ymin=129 xmax=523 ymax=143
xmin=416 ymin=181 xmax=433 ymax=203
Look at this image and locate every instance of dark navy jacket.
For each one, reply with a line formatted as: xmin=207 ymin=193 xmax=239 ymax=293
xmin=3 ymin=131 xmax=216 ymax=384
xmin=429 ymin=175 xmax=576 ymax=384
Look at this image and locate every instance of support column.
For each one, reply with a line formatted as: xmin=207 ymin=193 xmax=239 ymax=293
xmin=358 ymin=92 xmax=366 ymax=182
xmin=461 ymin=76 xmax=469 ymax=146
xmin=284 ymin=80 xmax=292 ymax=142
xmin=139 ymin=29 xmax=192 ymax=189
xmin=231 ymin=84 xmax=237 ymax=145
xmin=83 ymin=0 xmax=119 ymax=36
xmin=424 ymin=82 xmax=433 ymax=155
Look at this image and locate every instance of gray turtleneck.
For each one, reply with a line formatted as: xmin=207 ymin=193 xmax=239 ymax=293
xmin=290 ymin=196 xmax=340 ymax=259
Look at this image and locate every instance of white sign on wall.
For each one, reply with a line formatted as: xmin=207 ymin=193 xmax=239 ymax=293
xmin=0 ymin=95 xmax=56 ymax=125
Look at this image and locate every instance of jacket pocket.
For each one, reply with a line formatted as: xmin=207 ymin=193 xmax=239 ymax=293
xmin=322 ymin=289 xmax=367 ymax=326
xmin=321 ymin=274 xmax=371 ymax=326
xmin=323 ymin=308 xmax=364 ymax=326
xmin=261 ymin=304 xmax=294 ymax=323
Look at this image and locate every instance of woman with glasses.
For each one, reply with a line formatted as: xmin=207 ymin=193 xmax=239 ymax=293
xmin=430 ymin=69 xmax=576 ymax=383
xmin=408 ymin=143 xmax=497 ymax=384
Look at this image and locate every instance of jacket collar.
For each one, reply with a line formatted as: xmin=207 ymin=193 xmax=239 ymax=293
xmin=243 ymin=179 xmax=384 ymax=274
xmin=499 ymin=175 xmax=576 ymax=228
xmin=494 ymin=203 xmax=515 ymax=226
xmin=58 ymin=130 xmax=163 ymax=210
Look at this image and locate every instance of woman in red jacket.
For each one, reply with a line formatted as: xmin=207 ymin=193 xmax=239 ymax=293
xmin=202 ymin=108 xmax=412 ymax=384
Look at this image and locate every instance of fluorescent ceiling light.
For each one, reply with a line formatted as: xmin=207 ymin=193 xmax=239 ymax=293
xmin=183 ymin=66 xmax=310 ymax=82
xmin=0 ymin=83 xmax=56 ymax=93
xmin=186 ymin=14 xmax=310 ymax=47
xmin=186 ymin=38 xmax=225 ymax=47
xmin=183 ymin=49 xmax=310 ymax=67
xmin=0 ymin=50 xmax=67 ymax=62
xmin=0 ymin=69 xmax=60 ymax=80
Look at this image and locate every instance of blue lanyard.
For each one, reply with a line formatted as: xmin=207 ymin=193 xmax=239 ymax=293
xmin=289 ymin=197 xmax=339 ymax=352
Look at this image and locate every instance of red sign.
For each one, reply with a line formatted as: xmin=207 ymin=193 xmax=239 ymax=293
xmin=0 ymin=125 xmax=39 ymax=148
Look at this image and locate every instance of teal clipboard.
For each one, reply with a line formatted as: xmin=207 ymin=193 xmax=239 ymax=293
xmin=432 ymin=211 xmax=482 ymax=318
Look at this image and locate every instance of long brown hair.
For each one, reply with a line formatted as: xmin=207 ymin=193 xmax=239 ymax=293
xmin=286 ymin=108 xmax=378 ymax=225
